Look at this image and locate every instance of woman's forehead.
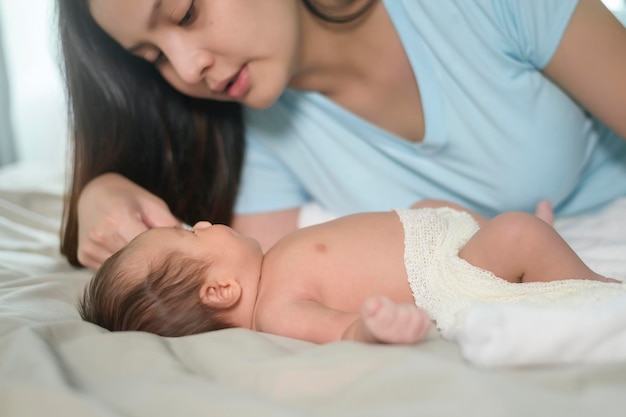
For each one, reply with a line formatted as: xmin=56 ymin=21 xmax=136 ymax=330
xmin=88 ymin=0 xmax=157 ymax=49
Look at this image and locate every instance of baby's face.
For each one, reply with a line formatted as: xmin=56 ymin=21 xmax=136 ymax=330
xmin=130 ymin=222 xmax=264 ymax=293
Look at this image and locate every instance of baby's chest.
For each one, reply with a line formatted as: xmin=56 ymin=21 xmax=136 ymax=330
xmin=278 ymin=249 xmax=410 ymax=312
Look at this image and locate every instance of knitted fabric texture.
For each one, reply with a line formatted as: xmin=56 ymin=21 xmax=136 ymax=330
xmin=395 ymin=208 xmax=626 ymax=338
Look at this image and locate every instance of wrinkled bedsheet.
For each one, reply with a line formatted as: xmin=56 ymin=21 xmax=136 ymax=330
xmin=1 ymin=162 xmax=626 ymax=417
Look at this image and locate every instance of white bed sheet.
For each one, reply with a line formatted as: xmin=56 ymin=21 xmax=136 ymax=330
xmin=1 ymin=162 xmax=626 ymax=417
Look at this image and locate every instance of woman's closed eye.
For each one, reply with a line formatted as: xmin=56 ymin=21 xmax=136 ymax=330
xmin=152 ymin=0 xmax=198 ymax=67
xmin=179 ymin=0 xmax=198 ymax=27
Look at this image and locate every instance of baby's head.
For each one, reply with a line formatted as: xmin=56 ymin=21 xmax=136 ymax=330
xmin=79 ymin=222 xmax=264 ymax=337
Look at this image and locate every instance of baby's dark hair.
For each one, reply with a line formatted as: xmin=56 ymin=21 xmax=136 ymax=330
xmin=79 ymin=242 xmax=234 ymax=337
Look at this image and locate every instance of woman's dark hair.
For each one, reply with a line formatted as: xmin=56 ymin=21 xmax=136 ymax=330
xmin=56 ymin=0 xmax=244 ymax=266
xmin=56 ymin=0 xmax=376 ymax=266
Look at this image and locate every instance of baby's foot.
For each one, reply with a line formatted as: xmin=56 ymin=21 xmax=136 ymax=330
xmin=361 ymin=296 xmax=431 ymax=344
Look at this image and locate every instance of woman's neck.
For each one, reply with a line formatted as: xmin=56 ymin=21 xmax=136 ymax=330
xmin=289 ymin=0 xmax=385 ymax=96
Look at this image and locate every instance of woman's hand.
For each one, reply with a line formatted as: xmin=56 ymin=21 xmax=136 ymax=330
xmin=77 ymin=173 xmax=180 ymax=269
xmin=534 ymin=200 xmax=554 ymax=225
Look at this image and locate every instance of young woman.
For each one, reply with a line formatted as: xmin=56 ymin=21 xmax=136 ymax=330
xmin=56 ymin=0 xmax=626 ymax=269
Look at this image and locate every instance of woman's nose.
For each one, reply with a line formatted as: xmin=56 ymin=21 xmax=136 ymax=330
xmin=167 ymin=46 xmax=213 ymax=85
xmin=192 ymin=221 xmax=212 ymax=232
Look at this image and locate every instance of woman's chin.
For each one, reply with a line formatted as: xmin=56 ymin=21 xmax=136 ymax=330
xmin=240 ymin=89 xmax=284 ymax=110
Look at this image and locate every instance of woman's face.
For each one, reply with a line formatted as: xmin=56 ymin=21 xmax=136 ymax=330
xmin=89 ymin=0 xmax=301 ymax=109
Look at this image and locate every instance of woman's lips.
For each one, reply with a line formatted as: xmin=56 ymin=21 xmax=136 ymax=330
xmin=225 ymin=65 xmax=250 ymax=99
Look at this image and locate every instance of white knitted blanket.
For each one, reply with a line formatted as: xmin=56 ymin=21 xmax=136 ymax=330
xmin=300 ymin=198 xmax=626 ymax=367
xmin=454 ymin=198 xmax=626 ymax=367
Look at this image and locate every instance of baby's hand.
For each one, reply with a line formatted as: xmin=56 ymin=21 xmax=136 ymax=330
xmin=360 ymin=296 xmax=431 ymax=344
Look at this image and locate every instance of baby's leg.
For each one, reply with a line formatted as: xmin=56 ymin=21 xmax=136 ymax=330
xmin=459 ymin=212 xmax=616 ymax=283
xmin=360 ymin=296 xmax=431 ymax=344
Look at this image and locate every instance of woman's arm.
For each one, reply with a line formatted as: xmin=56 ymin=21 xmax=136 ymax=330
xmin=543 ymin=0 xmax=626 ymax=139
xmin=410 ymin=199 xmax=489 ymax=226
xmin=411 ymin=199 xmax=555 ymax=226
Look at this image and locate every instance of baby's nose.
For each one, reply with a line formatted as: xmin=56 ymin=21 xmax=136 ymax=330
xmin=192 ymin=221 xmax=212 ymax=231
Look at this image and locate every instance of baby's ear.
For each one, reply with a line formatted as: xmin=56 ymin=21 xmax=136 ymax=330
xmin=199 ymin=278 xmax=241 ymax=309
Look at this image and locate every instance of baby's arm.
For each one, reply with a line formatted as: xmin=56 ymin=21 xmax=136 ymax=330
xmin=345 ymin=296 xmax=431 ymax=344
xmin=255 ymin=296 xmax=430 ymax=345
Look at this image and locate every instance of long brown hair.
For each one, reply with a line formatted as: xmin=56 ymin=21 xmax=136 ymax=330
xmin=57 ymin=0 xmax=244 ymax=266
xmin=56 ymin=0 xmax=377 ymax=266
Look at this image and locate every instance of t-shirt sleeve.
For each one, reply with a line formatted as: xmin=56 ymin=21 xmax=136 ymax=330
xmin=234 ymin=131 xmax=309 ymax=215
xmin=490 ymin=0 xmax=579 ymax=69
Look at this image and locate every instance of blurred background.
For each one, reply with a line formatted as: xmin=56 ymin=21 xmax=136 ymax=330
xmin=0 ymin=0 xmax=625 ymax=170
xmin=0 ymin=1 xmax=67 ymax=169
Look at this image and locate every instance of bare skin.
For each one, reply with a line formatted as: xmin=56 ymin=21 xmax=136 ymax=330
xmin=118 ymin=201 xmax=618 ymax=345
xmin=76 ymin=173 xmax=556 ymax=270
xmin=76 ymin=0 xmax=626 ymax=269
xmin=251 ymin=208 xmax=617 ymax=344
xmin=235 ymin=0 xmax=626 ymax=251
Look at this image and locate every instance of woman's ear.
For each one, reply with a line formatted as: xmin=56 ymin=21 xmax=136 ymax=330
xmin=198 ymin=277 xmax=242 ymax=309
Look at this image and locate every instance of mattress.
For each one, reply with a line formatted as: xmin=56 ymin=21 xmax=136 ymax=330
xmin=1 ymin=162 xmax=626 ymax=417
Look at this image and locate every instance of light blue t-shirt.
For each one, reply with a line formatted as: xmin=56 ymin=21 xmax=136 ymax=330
xmin=236 ymin=0 xmax=626 ymax=218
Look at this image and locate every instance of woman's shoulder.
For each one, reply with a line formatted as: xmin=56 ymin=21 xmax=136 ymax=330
xmin=389 ymin=0 xmax=578 ymax=67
